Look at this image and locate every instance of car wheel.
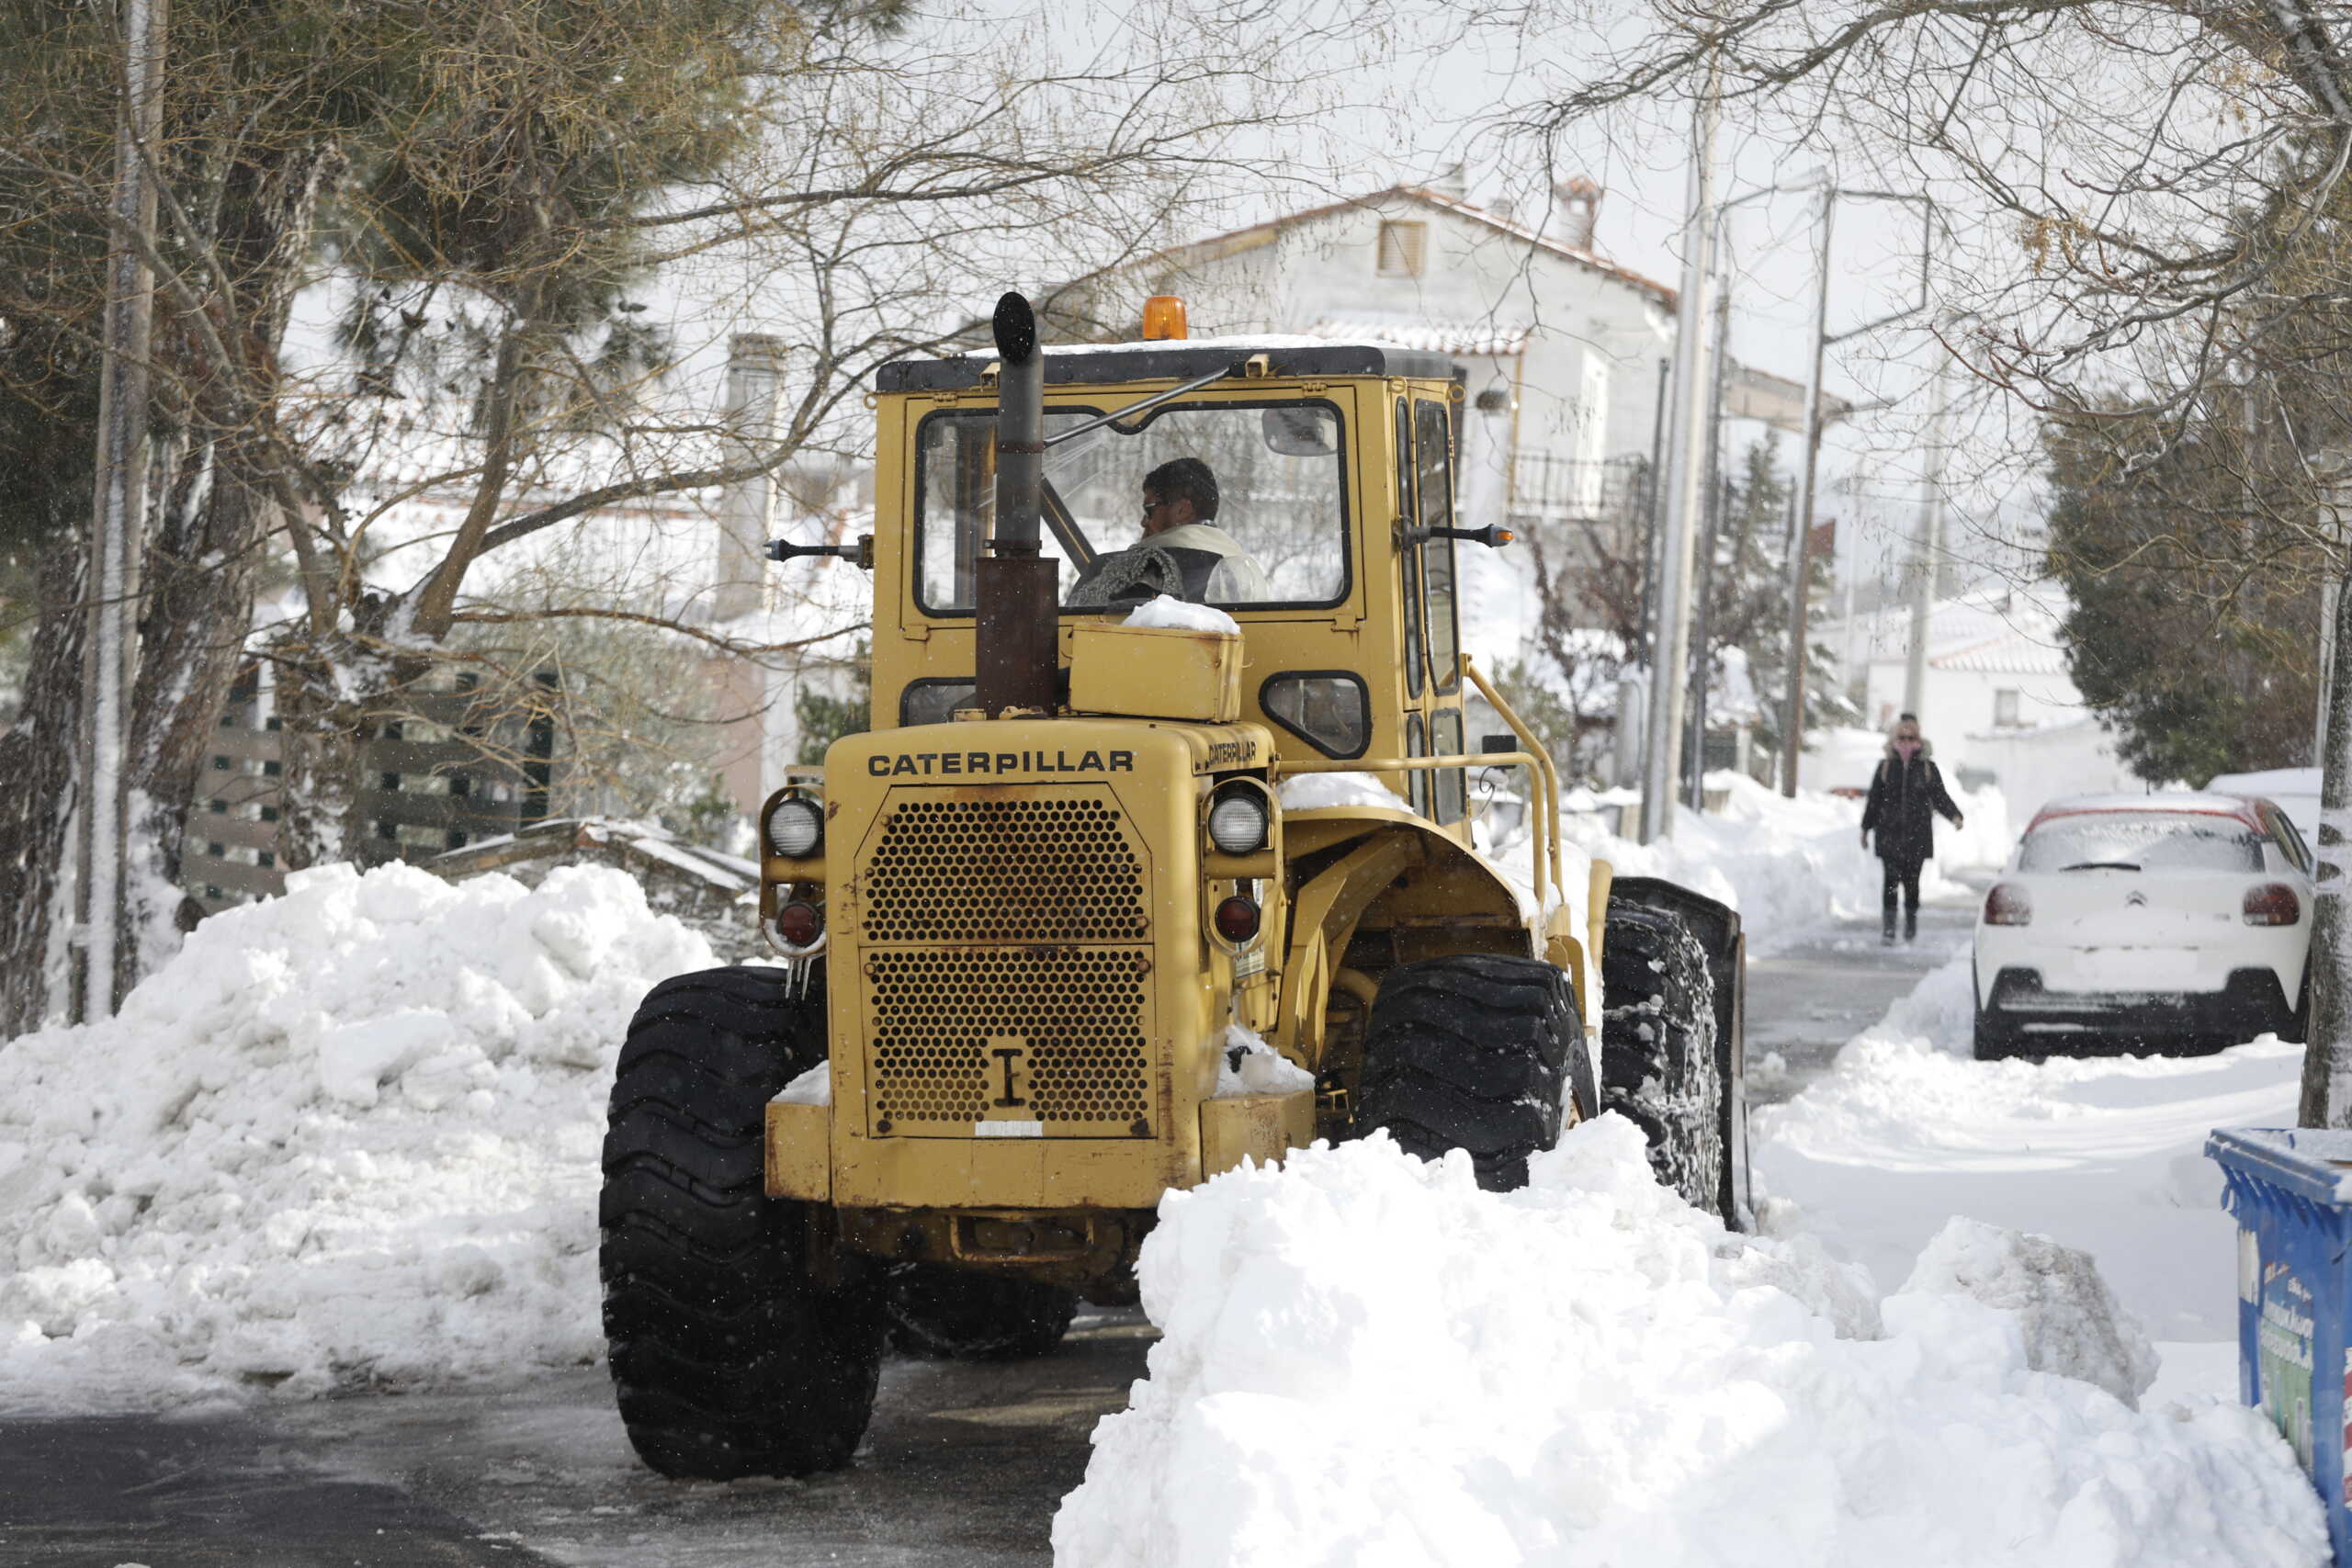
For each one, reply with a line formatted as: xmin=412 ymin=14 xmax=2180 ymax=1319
xmin=1971 ymin=1007 xmax=2018 ymax=1062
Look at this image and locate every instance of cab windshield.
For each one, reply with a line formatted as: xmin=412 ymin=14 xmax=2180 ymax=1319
xmin=914 ymin=400 xmax=1349 ymax=612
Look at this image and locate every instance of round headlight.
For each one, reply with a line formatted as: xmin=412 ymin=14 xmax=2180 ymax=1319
xmin=1207 ymin=788 xmax=1269 ymax=855
xmin=767 ymin=797 xmax=823 ymax=858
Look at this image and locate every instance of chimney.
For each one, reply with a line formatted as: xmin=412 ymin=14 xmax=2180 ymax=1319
xmin=712 ymin=333 xmax=783 ymax=624
xmin=1554 ymin=176 xmax=1602 ymax=251
xmin=1431 ymin=162 xmax=1467 ymax=200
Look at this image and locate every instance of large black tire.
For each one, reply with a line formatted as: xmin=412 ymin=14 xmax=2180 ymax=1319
xmin=1600 ymin=899 xmax=1724 ymax=1213
xmin=885 ymin=1265 xmax=1080 ymax=1361
xmin=1356 ymin=953 xmax=1589 ymax=1192
xmin=600 ymin=966 xmax=886 ymax=1480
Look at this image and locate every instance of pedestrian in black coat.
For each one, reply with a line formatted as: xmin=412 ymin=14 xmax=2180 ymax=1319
xmin=1860 ymin=713 xmax=1964 ymax=944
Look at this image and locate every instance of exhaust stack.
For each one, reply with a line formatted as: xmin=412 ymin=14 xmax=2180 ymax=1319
xmin=974 ymin=292 xmax=1058 ymax=716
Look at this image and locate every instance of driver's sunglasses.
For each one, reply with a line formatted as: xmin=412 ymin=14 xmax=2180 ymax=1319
xmin=1139 ymin=495 xmax=1170 ymax=517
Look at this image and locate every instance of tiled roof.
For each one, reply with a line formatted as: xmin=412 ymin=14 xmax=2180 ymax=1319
xmin=1306 ymin=314 xmax=1533 ymax=356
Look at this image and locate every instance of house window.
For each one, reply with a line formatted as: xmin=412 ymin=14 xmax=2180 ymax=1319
xmin=1994 ymin=689 xmax=2020 ymax=727
xmin=1376 ymin=220 xmax=1427 ymax=278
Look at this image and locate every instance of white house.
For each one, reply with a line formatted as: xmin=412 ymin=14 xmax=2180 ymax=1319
xmin=1817 ymin=584 xmax=2132 ymax=814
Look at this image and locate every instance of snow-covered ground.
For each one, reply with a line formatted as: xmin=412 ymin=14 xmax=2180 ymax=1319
xmin=1052 ymin=1118 xmax=2324 ymax=1567
xmin=0 ymin=861 xmax=710 ymax=1410
xmin=1751 ymin=951 xmax=2300 ymax=1357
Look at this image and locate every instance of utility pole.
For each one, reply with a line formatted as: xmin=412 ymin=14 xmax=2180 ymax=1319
xmin=1903 ymin=365 xmax=1950 ymax=718
xmin=1686 ymin=249 xmax=1733 ymax=813
xmin=1640 ymin=64 xmax=1720 ymax=844
xmin=1780 ymin=186 xmax=1834 ymax=797
xmin=1637 ymin=358 xmax=1670 ymax=670
xmin=76 ymin=0 xmax=167 ymax=1021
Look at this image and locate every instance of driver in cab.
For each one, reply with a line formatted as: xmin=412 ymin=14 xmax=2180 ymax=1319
xmin=1075 ymin=457 xmax=1272 ymax=605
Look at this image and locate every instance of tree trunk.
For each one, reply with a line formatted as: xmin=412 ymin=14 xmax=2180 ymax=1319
xmin=122 ymin=452 xmax=273 ymax=976
xmin=0 ymin=548 xmax=88 ymax=1035
xmin=2299 ymin=561 xmax=2352 ymax=1124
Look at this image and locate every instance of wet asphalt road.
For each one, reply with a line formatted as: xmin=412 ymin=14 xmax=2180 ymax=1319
xmin=0 ymin=1315 xmax=1152 ymax=1567
xmin=0 ymin=885 xmax=1990 ymax=1567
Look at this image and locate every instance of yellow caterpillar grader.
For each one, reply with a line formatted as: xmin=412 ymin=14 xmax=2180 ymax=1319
xmin=599 ymin=293 xmax=1747 ymax=1478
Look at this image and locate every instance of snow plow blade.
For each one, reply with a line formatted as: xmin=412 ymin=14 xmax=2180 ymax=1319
xmin=1608 ymin=875 xmax=1750 ymax=1231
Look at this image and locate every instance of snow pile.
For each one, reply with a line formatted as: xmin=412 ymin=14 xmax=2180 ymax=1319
xmin=1125 ymin=595 xmax=1239 ymax=635
xmin=0 ymin=861 xmax=713 ymax=1410
xmin=1278 ymin=771 xmax=1408 ymax=813
xmin=1902 ymin=1216 xmax=2161 ymax=1408
xmin=773 ymin=1060 xmax=831 ymax=1105
xmin=1212 ymin=1025 xmax=1314 ymax=1099
xmin=1053 ymin=1119 xmax=2324 ymax=1568
xmin=1752 ymin=952 xmax=2302 ymax=1340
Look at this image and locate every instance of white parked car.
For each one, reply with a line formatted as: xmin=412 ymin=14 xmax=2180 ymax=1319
xmin=1972 ymin=792 xmax=2313 ymax=1060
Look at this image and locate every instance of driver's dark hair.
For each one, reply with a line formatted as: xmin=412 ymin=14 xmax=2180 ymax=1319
xmin=1144 ymin=457 xmax=1218 ymax=521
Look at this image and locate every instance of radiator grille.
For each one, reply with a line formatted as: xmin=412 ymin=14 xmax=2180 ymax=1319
xmin=867 ymin=948 xmax=1150 ymax=1130
xmin=860 ymin=796 xmax=1147 ymax=943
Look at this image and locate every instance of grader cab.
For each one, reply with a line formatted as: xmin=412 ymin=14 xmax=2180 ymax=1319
xmin=598 ymin=294 xmax=1747 ymax=1480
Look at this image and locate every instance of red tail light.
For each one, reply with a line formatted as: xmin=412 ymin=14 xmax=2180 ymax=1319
xmin=776 ymin=899 xmax=824 ymax=947
xmin=1213 ymin=896 xmax=1261 ymax=943
xmin=2244 ymin=883 xmax=2301 ymax=926
xmin=1984 ymin=883 xmax=2032 ymax=926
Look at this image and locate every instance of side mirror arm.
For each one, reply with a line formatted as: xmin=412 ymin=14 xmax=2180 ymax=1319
xmin=767 ymin=534 xmax=875 ymax=570
xmin=1395 ymin=522 xmax=1515 ymax=549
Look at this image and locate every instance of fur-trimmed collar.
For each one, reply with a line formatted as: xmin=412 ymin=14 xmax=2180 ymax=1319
xmin=1883 ymin=737 xmax=1934 ymax=760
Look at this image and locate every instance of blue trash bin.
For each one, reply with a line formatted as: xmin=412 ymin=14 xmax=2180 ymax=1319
xmin=2209 ymin=1126 xmax=2352 ymax=1564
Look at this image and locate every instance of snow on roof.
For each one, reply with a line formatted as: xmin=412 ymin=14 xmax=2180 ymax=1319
xmin=1847 ymin=583 xmax=2073 ymax=676
xmin=1928 ymin=620 xmax=2071 ymax=676
xmin=2028 ymin=791 xmax=2267 ymax=829
xmin=1306 ymin=314 xmax=1532 ymax=357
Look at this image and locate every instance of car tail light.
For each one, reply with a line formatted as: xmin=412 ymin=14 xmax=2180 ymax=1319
xmin=2244 ymin=883 xmax=2301 ymax=926
xmin=1213 ymin=896 xmax=1261 ymax=943
xmin=776 ymin=899 xmax=824 ymax=947
xmin=1984 ymin=883 xmax=2031 ymax=926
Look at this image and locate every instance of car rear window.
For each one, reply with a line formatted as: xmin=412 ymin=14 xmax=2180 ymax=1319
xmin=2018 ymin=812 xmax=2262 ymax=874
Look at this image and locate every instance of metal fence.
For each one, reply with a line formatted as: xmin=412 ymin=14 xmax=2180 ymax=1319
xmin=1510 ymin=452 xmax=1648 ymax=525
xmin=186 ymin=668 xmax=559 ymax=916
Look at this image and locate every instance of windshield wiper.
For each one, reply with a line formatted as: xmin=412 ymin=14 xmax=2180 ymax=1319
xmin=2060 ymin=860 xmax=2142 ymax=872
xmin=1041 ymin=360 xmax=1244 ymax=448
